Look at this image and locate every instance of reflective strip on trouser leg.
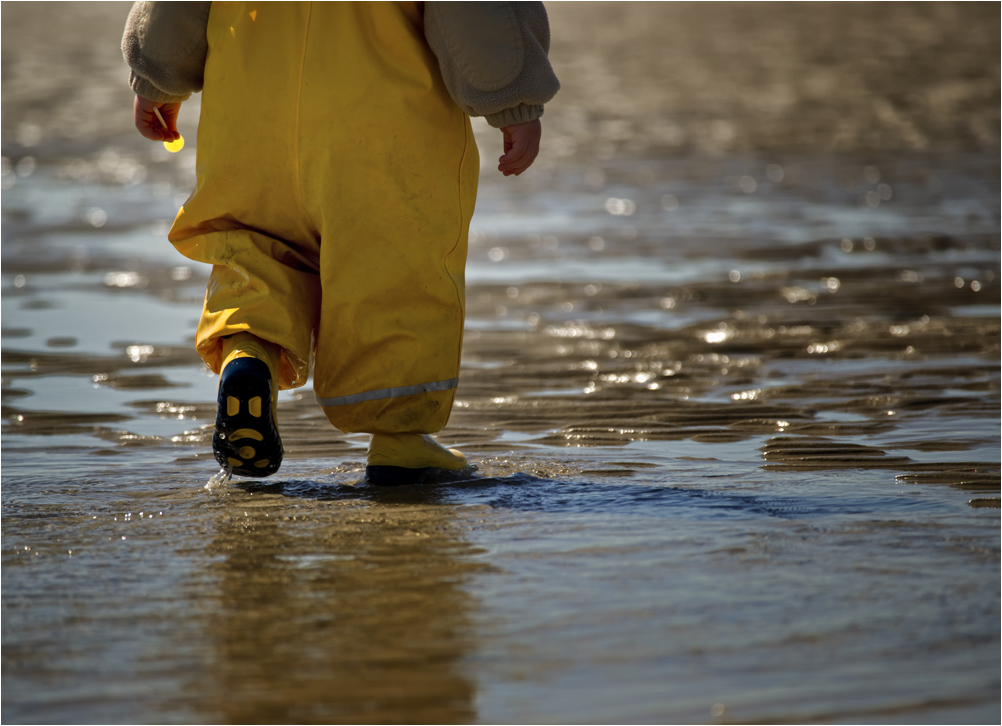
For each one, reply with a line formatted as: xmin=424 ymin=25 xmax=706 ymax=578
xmin=168 ymin=2 xmax=478 ymax=432
xmin=315 ymin=378 xmax=459 ymax=408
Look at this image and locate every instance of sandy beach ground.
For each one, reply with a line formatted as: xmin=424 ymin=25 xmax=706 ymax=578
xmin=2 ymin=3 xmax=999 ymax=723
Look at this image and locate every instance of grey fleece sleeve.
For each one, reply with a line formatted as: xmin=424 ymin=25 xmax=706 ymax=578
xmin=424 ymin=1 xmax=560 ymax=128
xmin=122 ymin=1 xmax=211 ymax=103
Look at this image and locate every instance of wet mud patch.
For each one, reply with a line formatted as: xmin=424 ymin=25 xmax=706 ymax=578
xmin=968 ymin=498 xmax=1001 ymax=509
xmin=1 ymin=407 xmax=132 ymax=437
xmin=761 ymin=437 xmax=914 ymax=470
xmin=895 ymin=470 xmax=1002 ymax=492
xmin=1 ymin=343 xmax=204 ymax=379
xmin=94 ymin=372 xmax=185 ymax=390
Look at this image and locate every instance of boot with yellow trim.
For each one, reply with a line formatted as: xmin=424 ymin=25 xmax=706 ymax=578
xmin=213 ymin=333 xmax=283 ymax=478
xmin=366 ymin=433 xmax=468 ymax=485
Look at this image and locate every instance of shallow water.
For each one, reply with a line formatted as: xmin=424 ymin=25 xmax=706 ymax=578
xmin=3 ymin=3 xmax=1000 ymax=724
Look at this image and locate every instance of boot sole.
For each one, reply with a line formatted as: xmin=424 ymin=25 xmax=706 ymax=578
xmin=213 ymin=357 xmax=283 ymax=477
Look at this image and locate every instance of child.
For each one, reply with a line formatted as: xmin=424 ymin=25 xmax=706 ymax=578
xmin=123 ymin=2 xmax=559 ymax=484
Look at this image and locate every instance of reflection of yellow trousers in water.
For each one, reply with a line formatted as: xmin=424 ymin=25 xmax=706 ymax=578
xmin=168 ymin=2 xmax=479 ymax=434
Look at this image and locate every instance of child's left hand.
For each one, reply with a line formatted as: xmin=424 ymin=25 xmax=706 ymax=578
xmin=134 ymin=95 xmax=182 ymax=142
xmin=499 ymin=119 xmax=541 ymax=176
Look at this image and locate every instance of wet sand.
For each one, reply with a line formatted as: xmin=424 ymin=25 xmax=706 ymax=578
xmin=3 ymin=3 xmax=1000 ymax=724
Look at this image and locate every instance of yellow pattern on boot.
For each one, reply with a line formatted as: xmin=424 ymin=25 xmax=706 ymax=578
xmin=214 ymin=332 xmax=284 ymax=477
xmin=220 ymin=332 xmax=282 ymax=421
xmin=368 ymin=433 xmax=467 ymax=471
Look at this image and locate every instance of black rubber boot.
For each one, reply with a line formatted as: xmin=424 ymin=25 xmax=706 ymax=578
xmin=213 ymin=357 xmax=283 ymax=477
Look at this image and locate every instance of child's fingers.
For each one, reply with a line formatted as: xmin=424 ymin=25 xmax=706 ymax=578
xmin=498 ymin=134 xmax=534 ymax=169
xmin=499 ymin=136 xmax=530 ymax=166
xmin=136 ymin=115 xmax=167 ymax=141
xmin=133 ymin=96 xmax=182 ymax=141
xmin=500 ymin=158 xmax=532 ymax=176
xmin=155 ymin=104 xmax=183 ymax=140
xmin=135 ymin=97 xmax=162 ymax=139
xmin=499 ymin=155 xmax=534 ymax=175
xmin=499 ymin=153 xmax=529 ymax=174
xmin=145 ymin=114 xmax=171 ymax=140
xmin=498 ymin=138 xmax=539 ymax=175
xmin=497 ymin=120 xmax=542 ymax=176
xmin=134 ymin=98 xmax=166 ymax=140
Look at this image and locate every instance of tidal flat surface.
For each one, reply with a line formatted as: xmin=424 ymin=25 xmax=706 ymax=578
xmin=2 ymin=3 xmax=1000 ymax=724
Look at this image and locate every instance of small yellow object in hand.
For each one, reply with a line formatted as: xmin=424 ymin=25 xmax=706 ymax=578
xmin=153 ymin=107 xmax=184 ymax=153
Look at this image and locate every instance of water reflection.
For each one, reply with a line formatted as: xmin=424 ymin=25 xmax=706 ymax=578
xmin=199 ymin=484 xmax=481 ymax=723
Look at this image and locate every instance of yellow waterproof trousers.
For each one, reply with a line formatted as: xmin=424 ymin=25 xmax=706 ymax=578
xmin=169 ymin=2 xmax=479 ymax=434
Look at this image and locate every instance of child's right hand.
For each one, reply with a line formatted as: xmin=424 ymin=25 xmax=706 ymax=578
xmin=134 ymin=95 xmax=182 ymax=142
xmin=499 ymin=119 xmax=541 ymax=176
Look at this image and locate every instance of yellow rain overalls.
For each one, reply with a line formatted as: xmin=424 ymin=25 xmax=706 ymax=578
xmin=168 ymin=2 xmax=479 ymax=435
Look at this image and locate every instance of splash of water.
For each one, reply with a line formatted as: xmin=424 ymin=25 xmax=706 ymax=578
xmin=205 ymin=467 xmax=232 ymax=490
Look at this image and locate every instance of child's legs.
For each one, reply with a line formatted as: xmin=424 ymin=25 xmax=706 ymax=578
xmin=298 ymin=2 xmax=480 ymax=434
xmin=168 ymin=2 xmax=321 ymax=389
